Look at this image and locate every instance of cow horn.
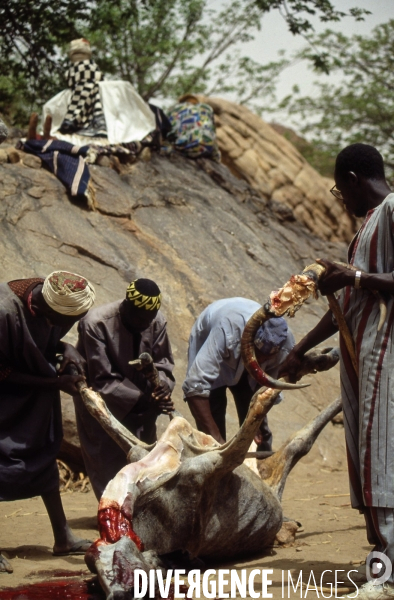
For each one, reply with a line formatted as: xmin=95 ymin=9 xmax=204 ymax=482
xmin=241 ymin=304 xmax=309 ymax=390
xmin=190 ymin=346 xmax=340 ymax=468
xmin=258 ymin=395 xmax=342 ymax=500
xmin=241 ymin=263 xmax=327 ymax=391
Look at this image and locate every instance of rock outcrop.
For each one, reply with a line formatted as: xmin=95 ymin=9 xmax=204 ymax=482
xmin=204 ymin=97 xmax=359 ymax=243
xmin=0 ymin=133 xmax=347 ymax=472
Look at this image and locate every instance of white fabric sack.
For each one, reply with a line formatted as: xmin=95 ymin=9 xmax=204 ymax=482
xmin=42 ymin=81 xmax=156 ymax=144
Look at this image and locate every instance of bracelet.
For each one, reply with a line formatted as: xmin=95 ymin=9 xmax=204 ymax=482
xmin=354 ymin=270 xmax=362 ymax=289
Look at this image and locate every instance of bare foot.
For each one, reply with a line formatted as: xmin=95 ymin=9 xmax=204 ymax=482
xmin=53 ymin=536 xmax=92 ymax=556
xmin=0 ymin=553 xmax=13 ymax=573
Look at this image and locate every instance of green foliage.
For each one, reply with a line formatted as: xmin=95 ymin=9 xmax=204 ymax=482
xmin=203 ymin=51 xmax=292 ymax=113
xmin=84 ymin=0 xmax=267 ymax=101
xmin=254 ymin=0 xmax=369 ymax=72
xmin=0 ymin=0 xmax=87 ymax=123
xmin=281 ymin=20 xmax=394 ymax=177
xmin=84 ymin=0 xmax=368 ymax=102
xmin=0 ymin=0 xmax=369 ymax=127
xmin=254 ymin=0 xmax=367 ymax=34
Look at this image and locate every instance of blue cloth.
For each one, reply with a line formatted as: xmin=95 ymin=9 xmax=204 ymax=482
xmin=20 ymin=139 xmax=90 ymax=197
xmin=254 ymin=318 xmax=288 ymax=354
xmin=182 ymin=297 xmax=294 ymax=399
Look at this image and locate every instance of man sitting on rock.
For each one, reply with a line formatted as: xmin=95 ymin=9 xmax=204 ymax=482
xmin=59 ymin=38 xmax=107 ymax=137
xmin=0 ymin=271 xmax=96 ymax=573
xmin=183 ymin=297 xmax=294 ymax=447
xmin=167 ymin=94 xmax=221 ymax=162
xmin=74 ymin=278 xmax=175 ymax=500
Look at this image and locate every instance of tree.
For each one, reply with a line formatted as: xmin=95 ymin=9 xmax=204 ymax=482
xmin=280 ymin=20 xmax=394 ymax=176
xmin=84 ymin=0 xmax=368 ymax=102
xmin=1 ymin=0 xmax=368 ymax=126
xmin=83 ymin=0 xmax=290 ymax=103
xmin=0 ymin=0 xmax=88 ymax=122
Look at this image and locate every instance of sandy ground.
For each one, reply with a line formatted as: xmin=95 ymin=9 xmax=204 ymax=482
xmin=0 ymin=456 xmax=370 ymax=599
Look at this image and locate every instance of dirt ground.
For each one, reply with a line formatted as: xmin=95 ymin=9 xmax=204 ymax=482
xmin=0 ymin=456 xmax=370 ymax=599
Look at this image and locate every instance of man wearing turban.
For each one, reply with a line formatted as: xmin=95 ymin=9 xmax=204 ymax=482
xmin=73 ymin=278 xmax=175 ymax=499
xmin=183 ymin=298 xmax=295 ymax=447
xmin=0 ymin=271 xmax=96 ymax=573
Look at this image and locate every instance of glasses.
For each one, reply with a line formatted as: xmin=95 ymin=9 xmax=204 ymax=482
xmin=330 ymin=185 xmax=344 ymax=201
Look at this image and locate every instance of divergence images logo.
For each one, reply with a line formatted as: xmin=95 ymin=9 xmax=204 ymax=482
xmin=366 ymin=551 xmax=392 ymax=585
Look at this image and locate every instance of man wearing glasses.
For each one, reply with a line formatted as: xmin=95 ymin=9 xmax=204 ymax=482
xmin=281 ymin=143 xmax=394 ymax=600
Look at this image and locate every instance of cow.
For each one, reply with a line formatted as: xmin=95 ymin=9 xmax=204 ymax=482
xmin=77 ymin=263 xmax=342 ymax=599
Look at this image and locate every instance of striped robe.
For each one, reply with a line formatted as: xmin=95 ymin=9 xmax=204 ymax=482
xmin=340 ymin=193 xmax=394 ymax=509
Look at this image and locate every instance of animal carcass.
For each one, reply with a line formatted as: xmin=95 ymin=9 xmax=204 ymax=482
xmin=79 ymin=263 xmax=341 ymax=599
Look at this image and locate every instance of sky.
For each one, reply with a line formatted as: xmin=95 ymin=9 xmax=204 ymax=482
xmin=213 ymin=0 xmax=394 ymax=129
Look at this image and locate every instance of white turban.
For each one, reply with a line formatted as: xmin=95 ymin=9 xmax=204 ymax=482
xmin=42 ymin=271 xmax=95 ymax=316
xmin=68 ymin=38 xmax=92 ymax=63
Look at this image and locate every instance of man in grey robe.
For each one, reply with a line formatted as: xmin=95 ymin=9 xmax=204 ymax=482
xmin=74 ymin=278 xmax=175 ymax=500
xmin=183 ymin=297 xmax=294 ymax=448
xmin=0 ymin=271 xmax=96 ymax=573
xmin=281 ymin=144 xmax=394 ymax=600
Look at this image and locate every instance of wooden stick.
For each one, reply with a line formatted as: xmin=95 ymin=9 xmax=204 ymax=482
xmin=129 ymin=353 xmax=184 ymax=419
xmin=327 ymin=293 xmax=358 ymax=375
xmin=324 ymin=493 xmax=350 ymax=498
xmin=43 ymin=114 xmax=52 ymax=139
xmin=27 ymin=113 xmax=38 ymax=140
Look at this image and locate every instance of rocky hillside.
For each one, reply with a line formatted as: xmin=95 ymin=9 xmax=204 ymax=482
xmin=205 ymin=97 xmax=359 ymax=243
xmin=0 ymin=135 xmax=347 ymax=471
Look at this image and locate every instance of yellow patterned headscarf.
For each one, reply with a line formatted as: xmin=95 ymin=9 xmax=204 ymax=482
xmin=126 ymin=279 xmax=161 ymax=311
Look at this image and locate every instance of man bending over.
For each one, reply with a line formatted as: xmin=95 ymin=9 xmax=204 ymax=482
xmin=74 ymin=278 xmax=175 ymax=499
xmin=0 ymin=271 xmax=96 ymax=572
xmin=183 ymin=297 xmax=294 ymax=447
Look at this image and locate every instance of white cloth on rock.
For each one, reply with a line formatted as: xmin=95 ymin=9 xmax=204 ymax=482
xmin=42 ymin=81 xmax=156 ymax=144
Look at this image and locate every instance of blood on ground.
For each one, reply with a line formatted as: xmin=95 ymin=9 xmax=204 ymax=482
xmin=0 ymin=577 xmax=103 ymax=600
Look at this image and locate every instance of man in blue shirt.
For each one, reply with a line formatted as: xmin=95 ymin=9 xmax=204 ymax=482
xmin=183 ymin=297 xmax=294 ymax=449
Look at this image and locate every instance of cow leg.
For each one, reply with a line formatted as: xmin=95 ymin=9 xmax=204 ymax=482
xmin=77 ymin=386 xmax=154 ymax=457
xmin=209 ymin=348 xmax=339 ymax=476
xmin=27 ymin=113 xmax=38 ymax=140
xmin=257 ymin=396 xmax=342 ymax=499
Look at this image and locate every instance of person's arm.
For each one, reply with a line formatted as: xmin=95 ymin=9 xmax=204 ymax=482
xmin=5 ymin=371 xmax=85 ymax=395
xmin=81 ymin=323 xmax=145 ymax=419
xmin=56 ymin=341 xmax=87 ymax=375
xmin=360 ymin=272 xmax=394 ymax=292
xmin=150 ymin=315 xmax=176 ymax=412
xmin=183 ymin=325 xmax=230 ymax=444
xmin=187 ymin=396 xmax=225 ymax=444
xmin=317 ymin=258 xmax=394 ymax=295
xmin=0 ymin=319 xmax=84 ymax=395
xmin=279 ymin=309 xmax=338 ymax=382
